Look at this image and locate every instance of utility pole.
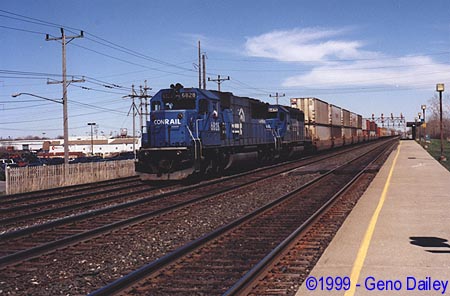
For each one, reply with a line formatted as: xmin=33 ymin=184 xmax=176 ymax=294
xmin=87 ymin=122 xmax=96 ymax=155
xmin=198 ymin=41 xmax=202 ymax=89
xmin=269 ymin=92 xmax=285 ymax=105
xmin=124 ymin=82 xmax=152 ymax=161
xmin=202 ymin=54 xmax=207 ymax=89
xmin=46 ymin=28 xmax=84 ymax=167
xmin=208 ymin=75 xmax=230 ymax=92
xmin=138 ymin=80 xmax=152 ymax=133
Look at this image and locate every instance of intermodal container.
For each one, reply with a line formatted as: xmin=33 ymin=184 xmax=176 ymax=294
xmin=357 ymin=115 xmax=363 ymax=129
xmin=362 ymin=119 xmax=369 ymax=131
xmin=330 ymin=105 xmax=342 ymax=127
xmin=342 ymin=109 xmax=351 ymax=127
xmin=350 ymin=112 xmax=358 ymax=128
xmin=291 ymin=98 xmax=329 ymax=125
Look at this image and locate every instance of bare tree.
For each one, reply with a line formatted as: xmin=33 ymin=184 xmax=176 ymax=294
xmin=427 ymin=93 xmax=450 ymax=138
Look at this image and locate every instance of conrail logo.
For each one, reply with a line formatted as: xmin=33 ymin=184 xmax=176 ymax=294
xmin=153 ymin=118 xmax=181 ymax=125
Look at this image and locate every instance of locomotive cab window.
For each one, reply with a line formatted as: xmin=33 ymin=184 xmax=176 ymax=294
xmin=199 ymin=99 xmax=209 ymax=115
xmin=162 ymin=96 xmax=196 ymax=110
xmin=151 ymin=101 xmax=161 ymax=111
xmin=267 ymin=111 xmax=278 ymax=119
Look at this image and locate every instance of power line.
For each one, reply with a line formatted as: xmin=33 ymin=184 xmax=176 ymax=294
xmin=0 ymin=9 xmax=197 ymax=74
xmin=0 ymin=24 xmax=46 ymax=35
xmin=68 ymin=42 xmax=195 ymax=77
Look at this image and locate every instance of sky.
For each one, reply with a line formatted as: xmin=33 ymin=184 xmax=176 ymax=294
xmin=1 ymin=0 xmax=450 ymax=139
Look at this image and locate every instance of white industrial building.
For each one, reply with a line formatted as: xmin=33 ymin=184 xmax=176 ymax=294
xmin=0 ymin=136 xmax=141 ymax=158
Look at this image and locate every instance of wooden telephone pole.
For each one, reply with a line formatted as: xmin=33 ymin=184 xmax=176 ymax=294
xmin=46 ymin=28 xmax=84 ymax=167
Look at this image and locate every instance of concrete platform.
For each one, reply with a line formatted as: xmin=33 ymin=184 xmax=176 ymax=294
xmin=296 ymin=140 xmax=450 ymax=296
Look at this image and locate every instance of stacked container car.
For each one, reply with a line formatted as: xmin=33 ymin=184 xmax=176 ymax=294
xmin=290 ymin=97 xmax=332 ymax=151
xmin=377 ymin=127 xmax=389 ymax=137
xmin=357 ymin=115 xmax=363 ymax=142
xmin=330 ymin=104 xmax=343 ymax=148
xmin=342 ymin=109 xmax=352 ymax=145
xmin=350 ymin=112 xmax=360 ymax=144
xmin=369 ymin=121 xmax=378 ymax=140
xmin=362 ymin=119 xmax=370 ymax=141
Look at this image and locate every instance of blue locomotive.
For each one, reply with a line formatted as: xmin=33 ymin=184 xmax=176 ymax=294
xmin=136 ymin=84 xmax=307 ymax=180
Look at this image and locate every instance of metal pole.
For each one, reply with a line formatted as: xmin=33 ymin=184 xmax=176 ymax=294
xmin=422 ymin=107 xmax=426 ymax=144
xmin=198 ymin=41 xmax=201 ymax=89
xmin=202 ymin=54 xmax=206 ymax=89
xmin=218 ymin=75 xmax=221 ymax=91
xmin=439 ymin=90 xmax=445 ymax=161
xmin=133 ymin=96 xmax=136 ymax=161
xmin=139 ymin=86 xmax=144 ymax=135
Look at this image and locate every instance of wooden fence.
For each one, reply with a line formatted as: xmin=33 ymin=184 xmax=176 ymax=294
xmin=5 ymin=160 xmax=136 ymax=195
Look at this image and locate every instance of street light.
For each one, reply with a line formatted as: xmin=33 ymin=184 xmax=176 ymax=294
xmin=421 ymin=105 xmax=427 ymax=144
xmin=436 ymin=84 xmax=446 ymax=161
xmin=12 ymin=92 xmax=62 ymax=104
xmin=12 ymin=92 xmax=70 ymax=166
xmin=418 ymin=113 xmax=422 ymax=142
xmin=87 ymin=122 xmax=96 ymax=156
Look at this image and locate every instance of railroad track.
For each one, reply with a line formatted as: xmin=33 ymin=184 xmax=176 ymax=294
xmin=228 ymin=141 xmax=397 ymax=295
xmin=0 ymin=175 xmax=140 ymax=204
xmin=0 ymin=139 xmax=395 ymax=295
xmin=0 ymin=143 xmax=358 ymax=231
xmin=0 ymin=141 xmax=379 ymax=266
xmin=88 ymin=139 xmax=397 ymax=295
xmin=0 ymin=179 xmax=168 ymax=232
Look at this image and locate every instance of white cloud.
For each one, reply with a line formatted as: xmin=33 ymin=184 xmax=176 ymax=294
xmin=282 ymin=55 xmax=450 ymax=88
xmin=245 ymin=27 xmax=370 ymax=63
xmin=245 ymin=28 xmax=450 ymax=88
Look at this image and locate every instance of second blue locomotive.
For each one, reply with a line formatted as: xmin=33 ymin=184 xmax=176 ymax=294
xmin=136 ymin=84 xmax=306 ymax=180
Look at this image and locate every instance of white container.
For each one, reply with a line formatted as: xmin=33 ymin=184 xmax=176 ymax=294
xmin=330 ymin=105 xmax=342 ymax=127
xmin=291 ymin=98 xmax=329 ymax=125
xmin=305 ymin=125 xmax=332 ymax=151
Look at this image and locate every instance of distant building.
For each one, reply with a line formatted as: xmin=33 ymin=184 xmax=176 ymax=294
xmin=0 ymin=136 xmax=141 ymax=158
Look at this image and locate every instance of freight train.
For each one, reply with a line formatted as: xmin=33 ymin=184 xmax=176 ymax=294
xmin=136 ymin=84 xmax=381 ymax=181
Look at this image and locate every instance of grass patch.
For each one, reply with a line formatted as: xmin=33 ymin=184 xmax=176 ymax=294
xmin=421 ymin=139 xmax=450 ymax=171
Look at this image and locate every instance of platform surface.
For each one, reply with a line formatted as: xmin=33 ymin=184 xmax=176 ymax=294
xmin=296 ymin=140 xmax=450 ymax=296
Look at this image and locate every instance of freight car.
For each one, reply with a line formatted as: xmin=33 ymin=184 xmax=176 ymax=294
xmin=290 ymin=98 xmax=365 ymax=150
xmin=136 ymin=85 xmax=379 ymax=181
xmin=136 ymin=84 xmax=307 ymax=180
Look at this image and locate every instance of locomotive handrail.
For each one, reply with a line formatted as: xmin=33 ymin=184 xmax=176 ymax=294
xmin=186 ymin=125 xmax=196 ymax=141
xmin=195 ymin=118 xmax=203 ymax=139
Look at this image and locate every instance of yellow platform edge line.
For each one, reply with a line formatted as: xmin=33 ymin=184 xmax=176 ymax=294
xmin=344 ymin=142 xmax=402 ymax=296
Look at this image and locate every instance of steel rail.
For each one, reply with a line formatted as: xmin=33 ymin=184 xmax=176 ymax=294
xmin=0 ymin=141 xmax=388 ymax=269
xmin=223 ymin=139 xmax=397 ymax=295
xmin=88 ymin=139 xmax=396 ymax=296
xmin=0 ymin=175 xmax=139 ymax=205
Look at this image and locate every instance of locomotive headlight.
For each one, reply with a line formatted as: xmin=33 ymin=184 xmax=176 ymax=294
xmin=177 ymin=113 xmax=183 ymax=120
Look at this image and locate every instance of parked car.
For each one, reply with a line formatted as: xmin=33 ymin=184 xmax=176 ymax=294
xmin=0 ymin=159 xmax=18 ymax=169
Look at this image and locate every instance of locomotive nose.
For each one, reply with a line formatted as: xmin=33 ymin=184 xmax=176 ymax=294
xmin=158 ymin=159 xmax=172 ymax=171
